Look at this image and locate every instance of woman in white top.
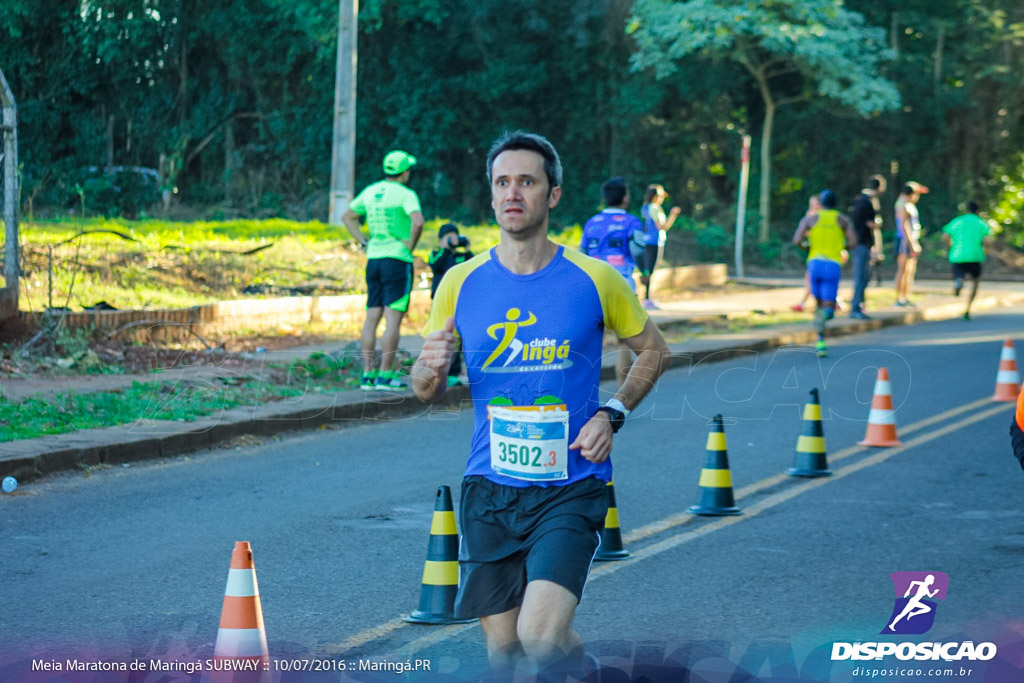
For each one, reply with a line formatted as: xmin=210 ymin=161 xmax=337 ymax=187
xmin=638 ymin=184 xmax=681 ymax=309
xmin=893 ymin=182 xmax=928 ymax=306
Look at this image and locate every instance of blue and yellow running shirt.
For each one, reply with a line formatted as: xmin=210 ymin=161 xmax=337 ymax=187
xmin=423 ymin=246 xmax=648 ymax=487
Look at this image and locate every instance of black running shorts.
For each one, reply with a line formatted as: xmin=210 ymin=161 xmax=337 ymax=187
xmin=454 ymin=476 xmax=608 ymax=619
xmin=951 ymin=262 xmax=982 ymax=280
xmin=366 ymin=257 xmax=413 ymax=312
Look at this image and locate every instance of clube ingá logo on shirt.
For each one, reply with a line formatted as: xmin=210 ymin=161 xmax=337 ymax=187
xmin=481 ymin=307 xmax=573 ymax=372
xmin=881 ymin=571 xmax=948 ymax=635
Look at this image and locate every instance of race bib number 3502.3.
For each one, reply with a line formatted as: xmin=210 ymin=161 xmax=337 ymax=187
xmin=489 ymin=405 xmax=569 ymax=482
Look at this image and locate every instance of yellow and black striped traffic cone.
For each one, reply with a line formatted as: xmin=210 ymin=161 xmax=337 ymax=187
xmin=688 ymin=414 xmax=741 ymax=516
xmin=788 ymin=388 xmax=831 ymax=477
xmin=403 ymin=485 xmax=475 ymax=625
xmin=595 ymin=480 xmax=630 ymax=561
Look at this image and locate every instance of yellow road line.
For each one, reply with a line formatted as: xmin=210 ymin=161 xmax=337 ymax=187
xmin=322 ymin=620 xmax=409 ymax=656
xmin=381 ymin=402 xmax=1013 ymax=658
xmin=594 ymin=402 xmax=1011 ymax=576
xmin=327 ymin=396 xmax=1006 ymax=656
xmin=621 ymin=395 xmax=994 ymax=544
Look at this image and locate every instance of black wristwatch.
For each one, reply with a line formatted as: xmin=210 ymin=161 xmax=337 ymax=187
xmin=595 ymin=406 xmax=626 ymax=433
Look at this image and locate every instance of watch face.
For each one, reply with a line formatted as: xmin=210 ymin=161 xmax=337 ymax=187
xmin=599 ymin=407 xmax=625 ymax=432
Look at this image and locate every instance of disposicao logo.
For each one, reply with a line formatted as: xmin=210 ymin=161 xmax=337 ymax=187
xmin=830 ymin=571 xmax=997 ymax=663
xmin=882 ymin=571 xmax=948 ymax=635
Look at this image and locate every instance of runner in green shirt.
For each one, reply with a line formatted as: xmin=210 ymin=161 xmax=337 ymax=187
xmin=942 ymin=201 xmax=991 ymax=320
xmin=342 ymin=150 xmax=425 ymax=389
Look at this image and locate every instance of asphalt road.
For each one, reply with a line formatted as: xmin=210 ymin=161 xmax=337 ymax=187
xmin=2 ymin=305 xmax=1023 ymax=682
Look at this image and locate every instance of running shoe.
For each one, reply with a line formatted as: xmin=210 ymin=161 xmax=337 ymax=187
xmin=791 ymin=303 xmax=804 ymax=312
xmin=894 ymin=299 xmax=908 ymax=307
xmin=374 ymin=373 xmax=404 ymax=391
xmin=446 ymin=376 xmax=464 ymax=387
xmin=815 ymin=340 xmax=828 ymax=358
xmin=359 ymin=373 xmax=375 ymax=391
xmin=962 ymin=312 xmax=971 ymax=321
xmin=642 ymin=299 xmax=660 ymax=310
xmin=850 ymin=310 xmax=871 ymax=320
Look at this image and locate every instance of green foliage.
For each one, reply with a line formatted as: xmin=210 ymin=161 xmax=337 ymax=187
xmin=630 ymin=0 xmax=900 ymax=113
xmin=695 ymin=223 xmax=732 ymax=263
xmin=629 ymin=0 xmax=902 ymax=240
xmin=0 ymin=0 xmax=1023 ymax=251
xmin=989 ymin=154 xmax=1024 ymax=247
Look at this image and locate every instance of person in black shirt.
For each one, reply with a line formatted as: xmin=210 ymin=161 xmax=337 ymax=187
xmin=848 ymin=175 xmax=886 ymax=319
xmin=428 ymin=223 xmax=474 ymax=385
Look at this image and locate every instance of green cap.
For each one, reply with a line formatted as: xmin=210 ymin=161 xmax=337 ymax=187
xmin=383 ymin=150 xmax=417 ymax=175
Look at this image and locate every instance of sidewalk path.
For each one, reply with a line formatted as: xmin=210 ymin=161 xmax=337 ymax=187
xmin=2 ymin=278 xmax=1022 ymax=483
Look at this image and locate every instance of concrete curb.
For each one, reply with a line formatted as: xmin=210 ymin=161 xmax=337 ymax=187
xmin=0 ymin=384 xmax=474 ymax=483
xmin=3 ymin=289 xmax=1023 ymax=483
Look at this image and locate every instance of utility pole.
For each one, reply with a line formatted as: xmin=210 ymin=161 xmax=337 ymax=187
xmin=734 ymin=134 xmax=751 ymax=279
xmin=329 ymin=0 xmax=358 ymax=225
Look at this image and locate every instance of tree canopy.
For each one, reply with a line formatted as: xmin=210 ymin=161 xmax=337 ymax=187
xmin=630 ymin=0 xmax=901 ymax=241
xmin=0 ymin=0 xmax=1022 ymax=248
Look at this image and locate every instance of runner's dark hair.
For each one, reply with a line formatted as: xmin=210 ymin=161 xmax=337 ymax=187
xmin=486 ymin=130 xmax=563 ymax=192
xmin=602 ymin=176 xmax=628 ymax=207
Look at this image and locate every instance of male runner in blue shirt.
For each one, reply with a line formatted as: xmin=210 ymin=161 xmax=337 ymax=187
xmin=580 ymin=175 xmax=643 ymax=384
xmin=411 ymin=131 xmax=670 ymax=678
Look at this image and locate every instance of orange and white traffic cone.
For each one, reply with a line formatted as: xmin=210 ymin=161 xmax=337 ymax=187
xmin=209 ymin=541 xmax=270 ymax=681
xmin=992 ymin=339 xmax=1020 ymax=402
xmin=858 ymin=368 xmax=901 ymax=447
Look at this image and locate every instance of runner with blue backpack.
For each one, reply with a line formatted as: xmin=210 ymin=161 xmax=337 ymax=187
xmin=580 ymin=176 xmax=643 ymax=383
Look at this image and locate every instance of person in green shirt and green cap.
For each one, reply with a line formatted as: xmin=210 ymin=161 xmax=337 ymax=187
xmin=942 ymin=201 xmax=991 ymax=321
xmin=342 ymin=150 xmax=425 ymax=389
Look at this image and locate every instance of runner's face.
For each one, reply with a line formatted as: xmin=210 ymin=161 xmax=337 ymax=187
xmin=490 ymin=150 xmax=561 ymax=239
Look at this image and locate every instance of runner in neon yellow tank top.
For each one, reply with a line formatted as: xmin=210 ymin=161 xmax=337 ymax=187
xmin=793 ymin=190 xmax=857 ymax=357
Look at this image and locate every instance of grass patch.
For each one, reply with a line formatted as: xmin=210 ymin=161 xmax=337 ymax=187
xmin=0 ymin=350 xmax=388 ymax=442
xmin=17 ymin=217 xmax=581 ymax=312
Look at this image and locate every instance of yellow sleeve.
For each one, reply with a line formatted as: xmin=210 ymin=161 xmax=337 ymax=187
xmin=562 ymin=250 xmax=648 ymax=339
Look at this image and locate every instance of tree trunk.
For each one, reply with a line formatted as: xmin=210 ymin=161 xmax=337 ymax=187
xmin=105 ymin=114 xmax=115 ymax=173
xmin=758 ymin=99 xmax=775 ymax=243
xmin=177 ymin=0 xmax=188 ymax=128
xmin=224 ymin=115 xmax=234 ymax=206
